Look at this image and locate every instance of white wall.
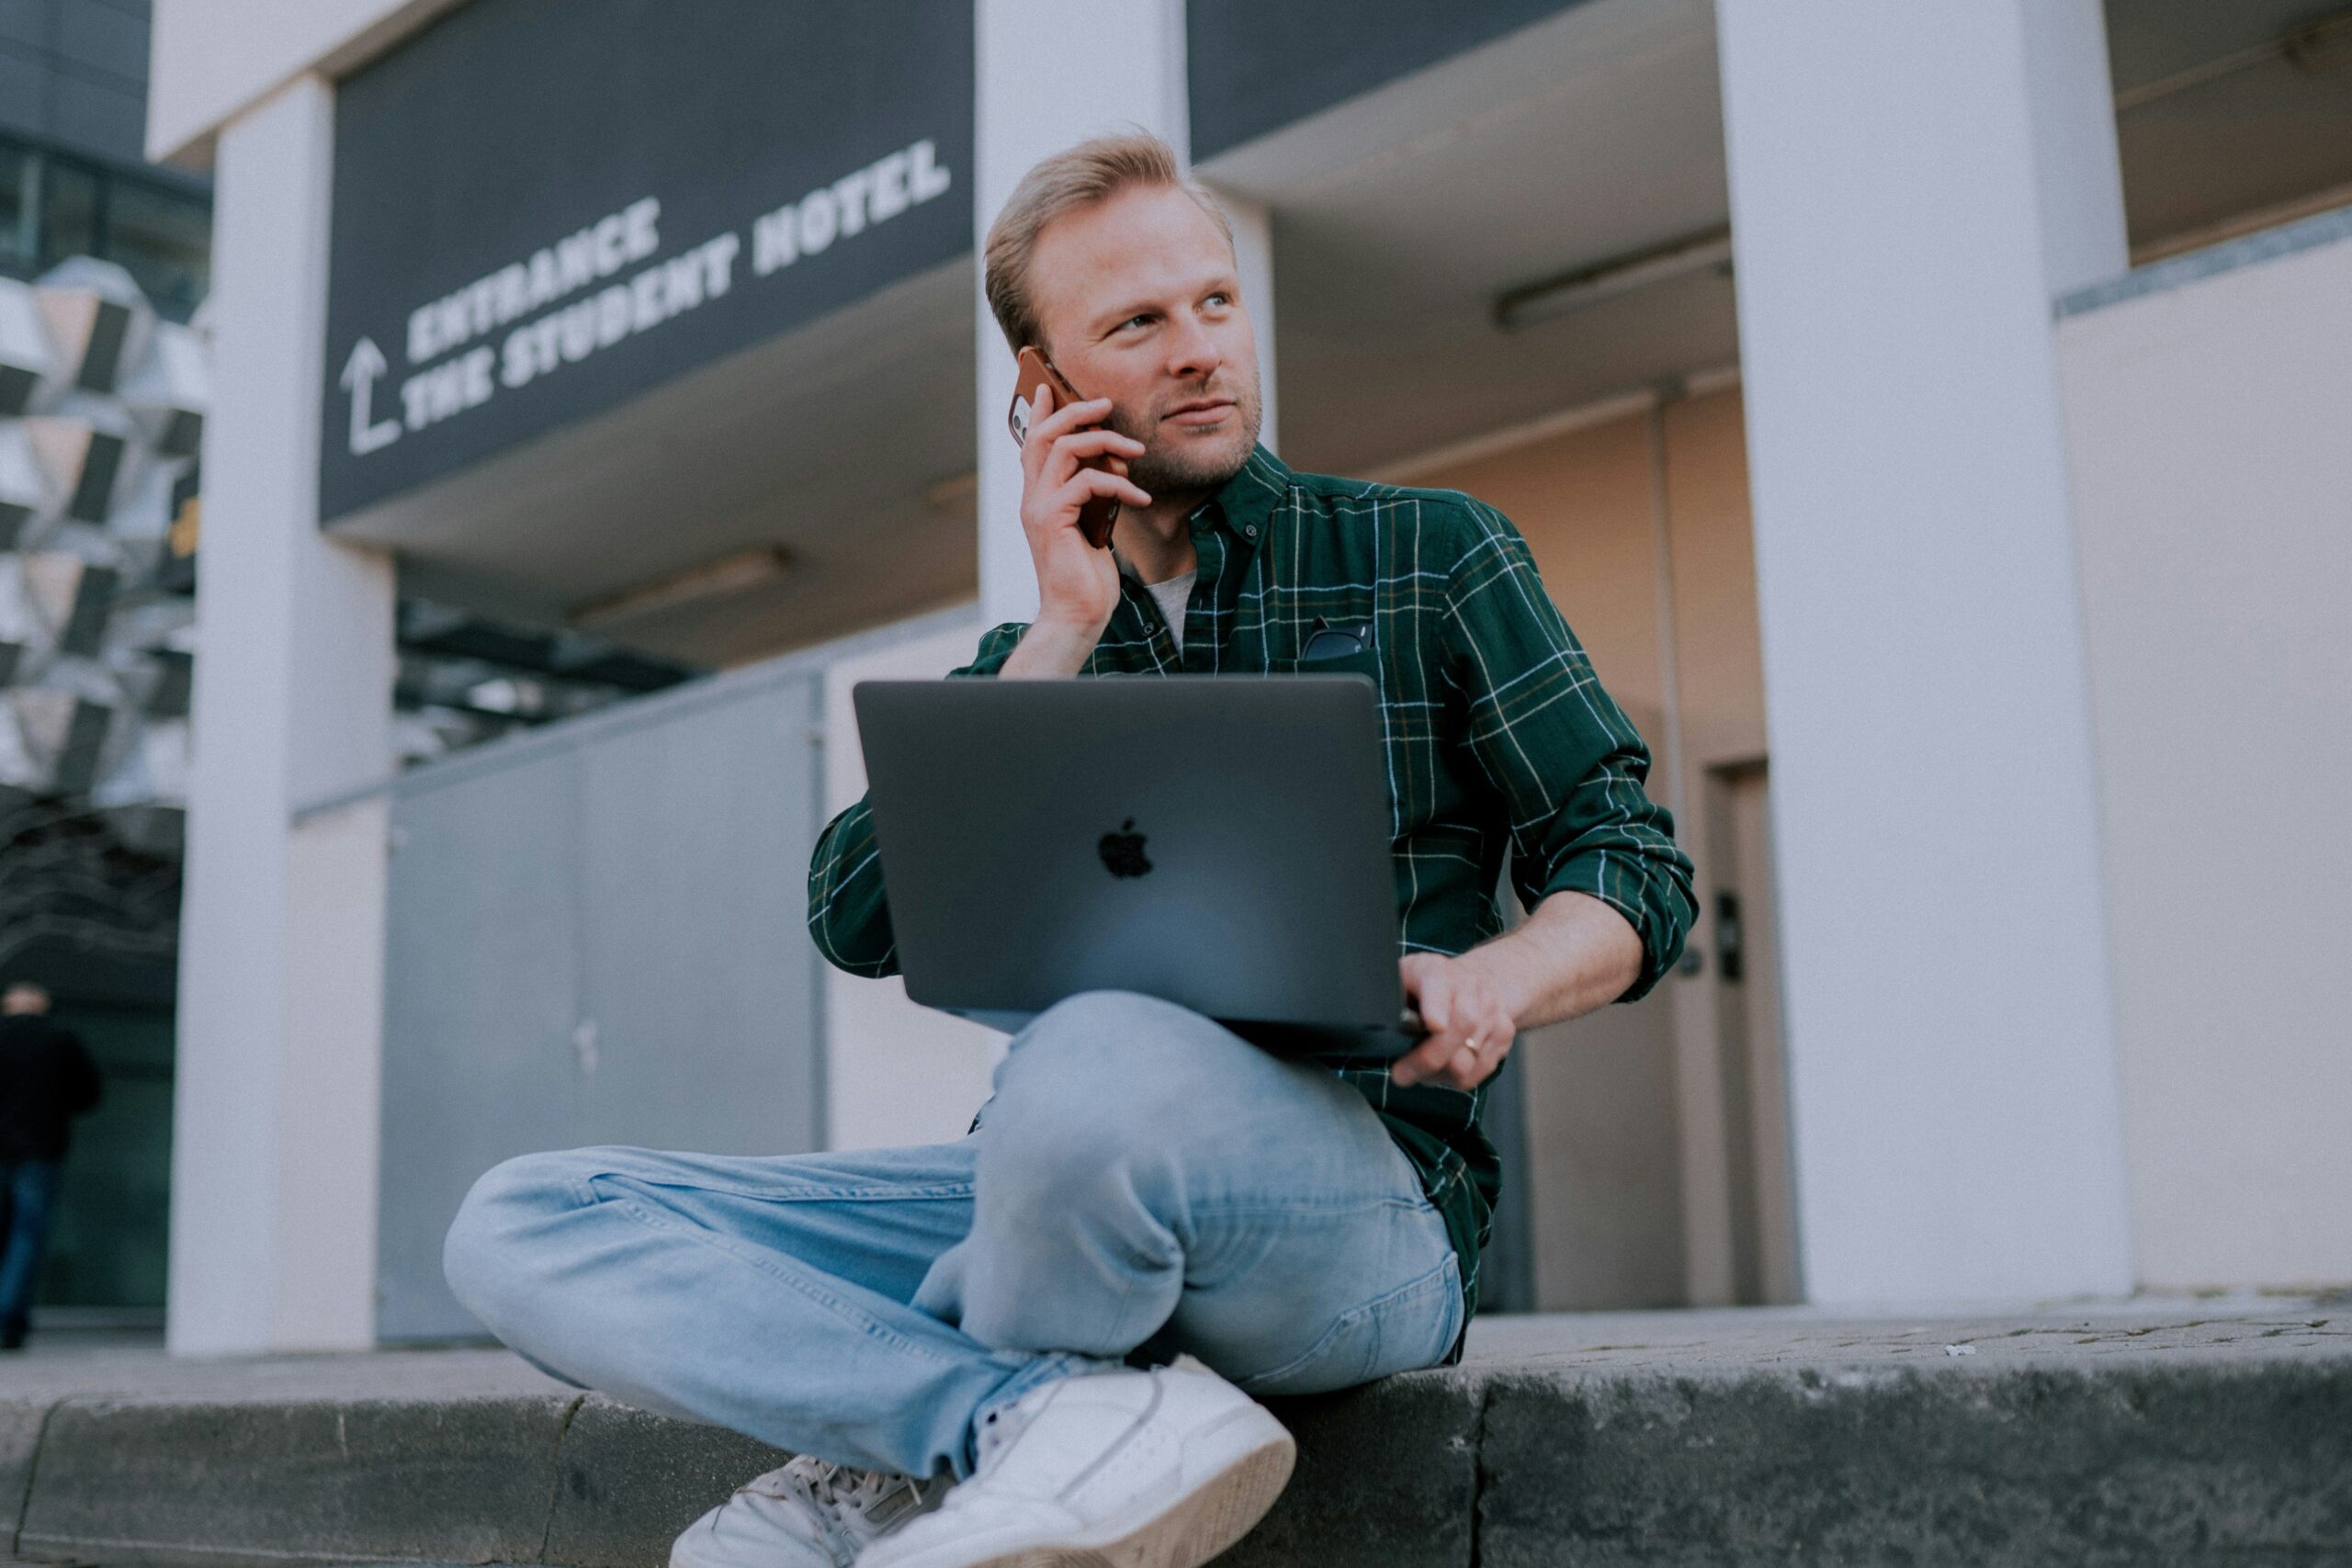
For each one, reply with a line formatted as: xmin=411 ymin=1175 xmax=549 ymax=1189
xmin=2058 ymin=225 xmax=2352 ymax=1290
xmin=819 ymin=618 xmax=1007 ymax=1150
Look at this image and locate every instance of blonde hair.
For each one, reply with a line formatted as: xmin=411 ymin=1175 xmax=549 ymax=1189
xmin=983 ymin=130 xmax=1233 ymax=355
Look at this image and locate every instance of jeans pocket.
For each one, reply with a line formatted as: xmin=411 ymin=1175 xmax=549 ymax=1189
xmin=1235 ymin=1250 xmax=1464 ymax=1398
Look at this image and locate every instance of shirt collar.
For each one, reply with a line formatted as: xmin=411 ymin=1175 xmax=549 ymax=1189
xmin=1113 ymin=446 xmax=1290 ymax=586
xmin=1191 ymin=445 xmax=1291 ymax=546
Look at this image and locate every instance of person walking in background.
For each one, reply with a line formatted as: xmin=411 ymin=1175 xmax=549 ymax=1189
xmin=0 ymin=982 xmax=103 ymax=1350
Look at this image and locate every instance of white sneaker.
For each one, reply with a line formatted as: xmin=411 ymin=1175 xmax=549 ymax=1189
xmin=672 ymin=1454 xmax=952 ymax=1568
xmin=854 ymin=1358 xmax=1295 ymax=1568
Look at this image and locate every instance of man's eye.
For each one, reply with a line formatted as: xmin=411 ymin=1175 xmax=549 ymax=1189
xmin=1122 ymin=314 xmax=1155 ymax=331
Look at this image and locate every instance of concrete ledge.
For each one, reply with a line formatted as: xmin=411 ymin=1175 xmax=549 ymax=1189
xmin=1233 ymin=1373 xmax=1482 ymax=1568
xmin=1479 ymin=1359 xmax=2352 ymax=1567
xmin=2 ymin=1303 xmax=2345 ymax=1566
xmin=543 ymin=1398 xmax=792 ymax=1568
xmin=17 ymin=1393 xmax=581 ymax=1566
xmin=0 ymin=1402 xmax=47 ymax=1551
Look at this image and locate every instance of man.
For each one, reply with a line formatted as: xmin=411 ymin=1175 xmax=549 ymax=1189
xmin=444 ymin=132 xmax=1692 ymax=1568
xmin=0 ymin=981 xmax=104 ymax=1350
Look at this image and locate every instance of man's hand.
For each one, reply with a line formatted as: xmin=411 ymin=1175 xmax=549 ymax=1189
xmin=1390 ymin=892 xmax=1647 ymax=1090
xmin=1393 ymin=952 xmax=1520 ymax=1090
xmin=1001 ymin=382 xmax=1152 ymax=679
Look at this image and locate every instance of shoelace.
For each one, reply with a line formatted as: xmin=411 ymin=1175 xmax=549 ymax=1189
xmin=744 ymin=1460 xmax=899 ymax=1521
xmin=731 ymin=1457 xmax=928 ymax=1562
xmin=833 ymin=1469 xmax=916 ymax=1520
xmin=741 ymin=1457 xmax=838 ymax=1503
xmin=804 ymin=1462 xmax=862 ymax=1510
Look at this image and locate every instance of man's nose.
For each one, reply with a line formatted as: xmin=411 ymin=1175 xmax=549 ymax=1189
xmin=1163 ymin=313 xmax=1223 ymax=380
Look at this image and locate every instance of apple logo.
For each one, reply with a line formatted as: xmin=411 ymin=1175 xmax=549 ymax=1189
xmin=1098 ymin=818 xmax=1152 ymax=879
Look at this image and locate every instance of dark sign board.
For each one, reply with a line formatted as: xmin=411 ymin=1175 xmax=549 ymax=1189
xmin=1186 ymin=0 xmax=1584 ymax=163
xmin=320 ymin=0 xmax=974 ymax=525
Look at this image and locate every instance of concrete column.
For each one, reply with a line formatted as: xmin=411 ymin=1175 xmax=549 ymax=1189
xmin=1714 ymin=1 xmax=2135 ymax=1303
xmin=974 ymin=0 xmax=1189 ymax=628
xmin=1213 ymin=191 xmax=1278 ymax=455
xmin=169 ymin=75 xmax=397 ymax=1354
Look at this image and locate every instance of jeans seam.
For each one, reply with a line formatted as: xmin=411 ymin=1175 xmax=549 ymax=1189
xmin=1181 ymin=1193 xmax=1433 ymax=1220
xmin=584 ymin=1182 xmax=967 ymax=1368
xmin=728 ymin=1186 xmax=974 ymax=1203
xmin=590 ymin=1179 xmax=977 ymax=1204
xmin=1238 ymin=1249 xmax=1461 ymax=1392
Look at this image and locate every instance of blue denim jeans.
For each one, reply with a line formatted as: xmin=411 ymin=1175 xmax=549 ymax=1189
xmin=443 ymin=990 xmax=1464 ymax=1479
xmin=0 ymin=1158 xmax=62 ymax=1338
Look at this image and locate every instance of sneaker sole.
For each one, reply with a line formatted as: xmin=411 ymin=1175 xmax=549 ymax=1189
xmin=964 ymin=1420 xmax=1296 ymax=1568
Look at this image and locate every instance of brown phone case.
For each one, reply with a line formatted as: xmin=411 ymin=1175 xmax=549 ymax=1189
xmin=1008 ymin=345 xmax=1121 ymax=549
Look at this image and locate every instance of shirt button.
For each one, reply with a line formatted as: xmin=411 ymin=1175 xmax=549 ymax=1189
xmin=1244 ymin=524 xmax=1258 ymax=538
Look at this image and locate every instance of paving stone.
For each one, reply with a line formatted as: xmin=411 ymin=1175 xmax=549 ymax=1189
xmin=17 ymin=1393 xmax=580 ymax=1564
xmin=543 ymin=1395 xmax=793 ymax=1567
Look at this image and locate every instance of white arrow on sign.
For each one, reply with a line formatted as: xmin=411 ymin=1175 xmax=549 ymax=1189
xmin=340 ymin=337 xmax=402 ymax=456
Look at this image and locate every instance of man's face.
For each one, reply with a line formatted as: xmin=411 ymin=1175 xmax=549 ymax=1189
xmin=1028 ymin=183 xmax=1262 ymax=498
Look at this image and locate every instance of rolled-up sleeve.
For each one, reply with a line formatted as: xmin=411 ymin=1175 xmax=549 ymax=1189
xmin=1441 ymin=502 xmax=1696 ymax=1001
xmin=806 ymin=623 xmax=1028 ymax=976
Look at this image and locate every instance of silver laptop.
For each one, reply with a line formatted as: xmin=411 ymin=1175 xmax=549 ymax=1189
xmin=852 ymin=676 xmax=1413 ymax=1056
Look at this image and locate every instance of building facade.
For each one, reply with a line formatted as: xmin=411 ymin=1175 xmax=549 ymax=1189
xmin=2 ymin=0 xmax=209 ymax=315
xmin=0 ymin=0 xmax=211 ymax=1325
xmin=145 ymin=0 xmax=2352 ymax=1351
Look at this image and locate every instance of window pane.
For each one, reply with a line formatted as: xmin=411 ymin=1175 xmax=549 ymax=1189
xmin=106 ymin=180 xmax=210 ymax=321
xmin=40 ymin=161 xmax=101 ymax=267
xmin=0 ymin=145 xmax=35 ymax=276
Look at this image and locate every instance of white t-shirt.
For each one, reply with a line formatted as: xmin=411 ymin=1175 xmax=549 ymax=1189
xmin=1146 ymin=570 xmax=1198 ymax=653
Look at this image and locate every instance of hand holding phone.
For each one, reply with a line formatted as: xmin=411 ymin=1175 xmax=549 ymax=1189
xmin=1008 ymin=347 xmax=1133 ymax=549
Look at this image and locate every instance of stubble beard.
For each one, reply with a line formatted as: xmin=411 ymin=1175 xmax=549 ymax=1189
xmin=1110 ymin=378 xmax=1263 ymax=499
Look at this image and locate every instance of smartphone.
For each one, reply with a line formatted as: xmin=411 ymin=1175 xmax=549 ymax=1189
xmin=1008 ymin=345 xmax=1121 ymax=549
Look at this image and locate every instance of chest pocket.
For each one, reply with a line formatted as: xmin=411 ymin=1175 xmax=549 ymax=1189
xmin=1296 ymin=620 xmax=1380 ymax=684
xmin=1294 ymin=622 xmax=1396 ymax=832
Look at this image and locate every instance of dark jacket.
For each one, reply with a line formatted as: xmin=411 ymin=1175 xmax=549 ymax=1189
xmin=0 ymin=1015 xmax=103 ymax=1163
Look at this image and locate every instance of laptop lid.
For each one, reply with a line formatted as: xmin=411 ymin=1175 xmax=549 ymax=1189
xmin=852 ymin=676 xmax=1403 ymax=1038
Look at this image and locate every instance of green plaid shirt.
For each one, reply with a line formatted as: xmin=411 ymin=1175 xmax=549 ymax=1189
xmin=808 ymin=446 xmax=1695 ymax=1323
